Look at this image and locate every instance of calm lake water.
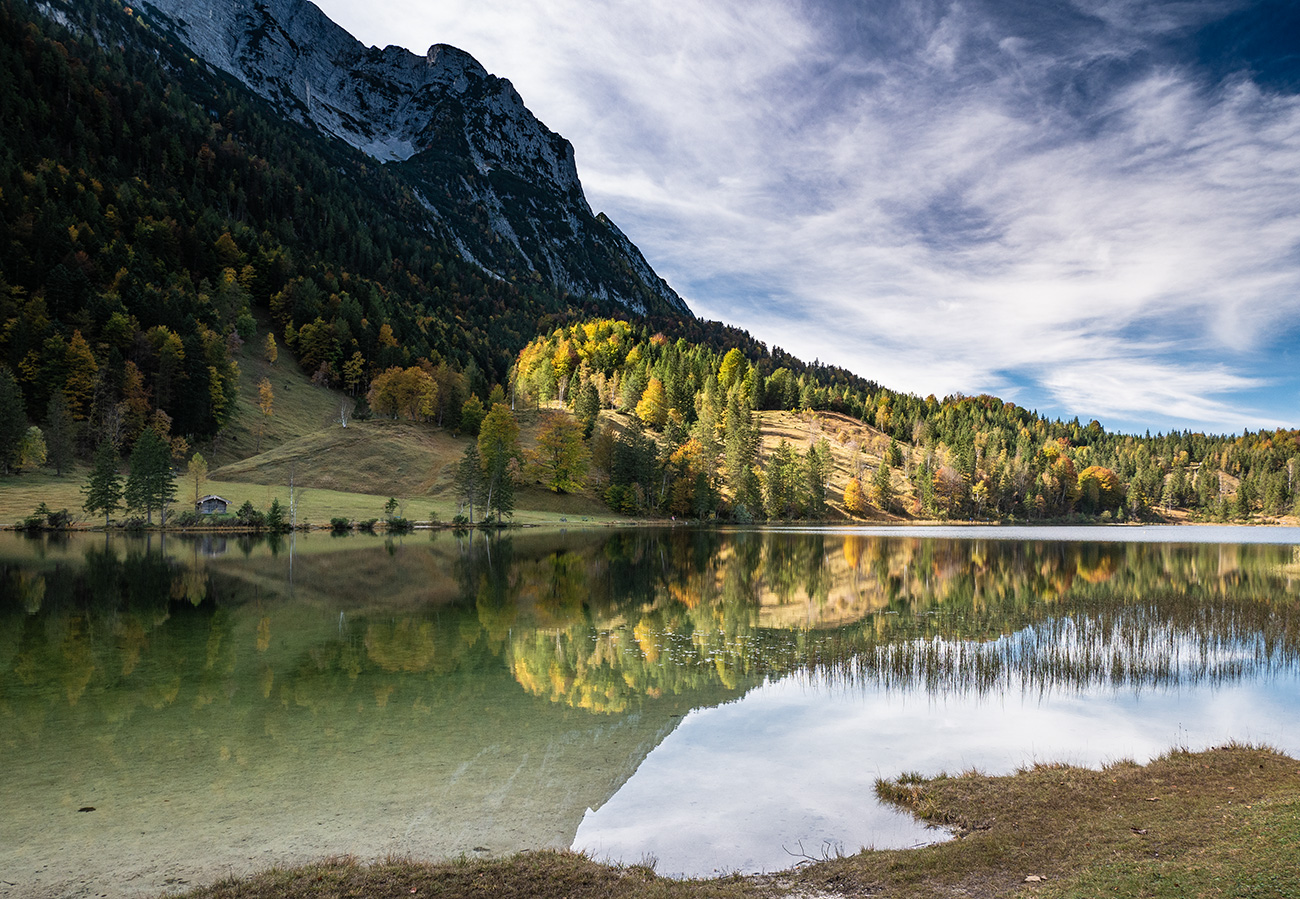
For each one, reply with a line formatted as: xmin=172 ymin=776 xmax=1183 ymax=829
xmin=2 ymin=525 xmax=1299 ymax=895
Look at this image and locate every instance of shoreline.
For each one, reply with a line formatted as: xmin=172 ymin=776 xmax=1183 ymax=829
xmin=7 ymin=515 xmax=1299 ymax=535
xmin=63 ymin=743 xmax=1298 ymax=899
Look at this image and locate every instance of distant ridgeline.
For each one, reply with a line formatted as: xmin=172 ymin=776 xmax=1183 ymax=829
xmin=513 ymin=319 xmax=1300 ymax=522
xmin=0 ymin=0 xmax=686 ymax=455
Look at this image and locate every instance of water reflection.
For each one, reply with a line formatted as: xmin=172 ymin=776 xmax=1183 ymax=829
xmin=1 ymin=528 xmax=1298 ymax=893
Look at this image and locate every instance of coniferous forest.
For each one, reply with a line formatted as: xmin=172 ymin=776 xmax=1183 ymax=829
xmin=1 ymin=0 xmax=1298 ymax=525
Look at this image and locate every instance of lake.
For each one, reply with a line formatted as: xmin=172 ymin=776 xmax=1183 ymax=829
xmin=2 ymin=525 xmax=1299 ymax=895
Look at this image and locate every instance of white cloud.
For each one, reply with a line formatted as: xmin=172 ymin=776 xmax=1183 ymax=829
xmin=314 ymin=0 xmax=1300 ymax=432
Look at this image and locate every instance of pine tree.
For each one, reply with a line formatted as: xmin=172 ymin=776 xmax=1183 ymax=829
xmin=0 ymin=367 xmax=26 ymax=474
xmin=82 ymin=441 xmax=123 ymax=527
xmin=574 ymin=380 xmax=602 ymax=439
xmin=765 ymin=440 xmax=798 ymax=519
xmin=454 ymin=444 xmax=486 ymax=523
xmin=44 ymin=392 xmax=75 ymax=476
xmin=873 ymin=461 xmax=894 ymax=512
xmin=125 ymin=429 xmax=175 ymax=524
xmin=805 ymin=440 xmax=829 ymax=518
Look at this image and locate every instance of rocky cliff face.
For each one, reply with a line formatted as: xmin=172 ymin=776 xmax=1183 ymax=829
xmin=140 ymin=0 xmax=689 ymax=316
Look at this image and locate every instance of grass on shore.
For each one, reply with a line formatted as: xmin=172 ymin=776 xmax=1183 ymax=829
xmin=0 ymin=471 xmax=625 ymax=528
xmin=170 ymin=744 xmax=1300 ymax=899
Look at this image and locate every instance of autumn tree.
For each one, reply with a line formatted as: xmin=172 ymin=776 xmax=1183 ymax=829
xmin=532 ymin=414 xmax=589 ymax=494
xmin=368 ymin=366 xmax=437 ymax=421
xmin=718 ymin=348 xmax=746 ymax=390
xmin=635 ymin=377 xmax=668 ymax=430
xmin=666 ymin=437 xmax=713 ymax=517
xmin=1077 ymin=465 xmax=1123 ymax=515
xmin=63 ymin=329 xmax=98 ymax=420
xmin=82 ymin=441 xmax=123 ymax=526
xmin=256 ymin=377 xmax=274 ymax=452
xmin=343 ymin=352 xmax=366 ymax=395
xmin=118 ymin=361 xmax=151 ymax=446
xmin=844 ymin=477 xmax=868 ymax=516
xmin=187 ymin=452 xmax=209 ymax=508
xmin=264 ymin=332 xmax=278 ymax=365
xmin=18 ymin=427 xmax=46 ymax=471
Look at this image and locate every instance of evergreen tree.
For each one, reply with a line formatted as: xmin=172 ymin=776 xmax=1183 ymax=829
xmin=82 ymin=441 xmax=123 ymax=527
xmin=0 ymin=368 xmax=25 ymax=474
xmin=873 ymin=461 xmax=894 ymax=512
xmin=455 ymin=443 xmax=487 ymax=523
xmin=805 ymin=439 xmax=830 ymax=518
xmin=765 ymin=440 xmax=799 ymax=519
xmin=723 ymin=390 xmax=757 ymax=498
xmin=574 ymin=380 xmax=602 ymax=439
xmin=266 ymin=498 xmax=287 ymax=532
xmin=125 ymin=429 xmax=175 ymax=524
xmin=44 ymin=393 xmax=75 ymax=476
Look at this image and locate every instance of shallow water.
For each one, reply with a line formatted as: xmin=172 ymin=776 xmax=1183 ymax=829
xmin=2 ymin=527 xmax=1298 ymax=893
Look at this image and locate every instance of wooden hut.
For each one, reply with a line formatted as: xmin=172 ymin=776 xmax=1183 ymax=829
xmin=196 ymin=495 xmax=231 ymax=514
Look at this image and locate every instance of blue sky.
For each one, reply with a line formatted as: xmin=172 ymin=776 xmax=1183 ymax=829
xmin=312 ymin=0 xmax=1300 ymax=434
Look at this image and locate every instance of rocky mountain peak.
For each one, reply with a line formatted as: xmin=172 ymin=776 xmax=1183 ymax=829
xmin=139 ymin=0 xmax=686 ymax=314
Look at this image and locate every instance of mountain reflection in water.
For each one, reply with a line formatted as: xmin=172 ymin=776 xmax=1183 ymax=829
xmin=1 ymin=527 xmax=1298 ymax=893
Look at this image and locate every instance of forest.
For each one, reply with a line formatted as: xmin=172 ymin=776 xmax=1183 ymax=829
xmin=511 ymin=319 xmax=1300 ymax=522
xmin=0 ymin=0 xmax=614 ymax=466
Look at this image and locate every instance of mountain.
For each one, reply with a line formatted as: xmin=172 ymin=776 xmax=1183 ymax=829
xmin=139 ymin=0 xmax=690 ymax=317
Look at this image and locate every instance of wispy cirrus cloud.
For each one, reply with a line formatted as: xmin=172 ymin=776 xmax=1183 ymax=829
xmin=315 ymin=0 xmax=1300 ymax=433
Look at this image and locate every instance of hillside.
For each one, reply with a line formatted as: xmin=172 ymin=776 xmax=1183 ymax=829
xmin=0 ymin=0 xmax=691 ymax=466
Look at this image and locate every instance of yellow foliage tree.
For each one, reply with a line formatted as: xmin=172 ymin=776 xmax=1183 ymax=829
xmin=367 ymin=366 xmax=437 ymax=421
xmin=844 ymin=476 xmax=868 ymax=516
xmin=63 ymin=330 xmax=98 ymax=421
xmin=635 ymin=377 xmax=668 ymax=430
xmin=256 ymin=378 xmax=274 ymax=452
